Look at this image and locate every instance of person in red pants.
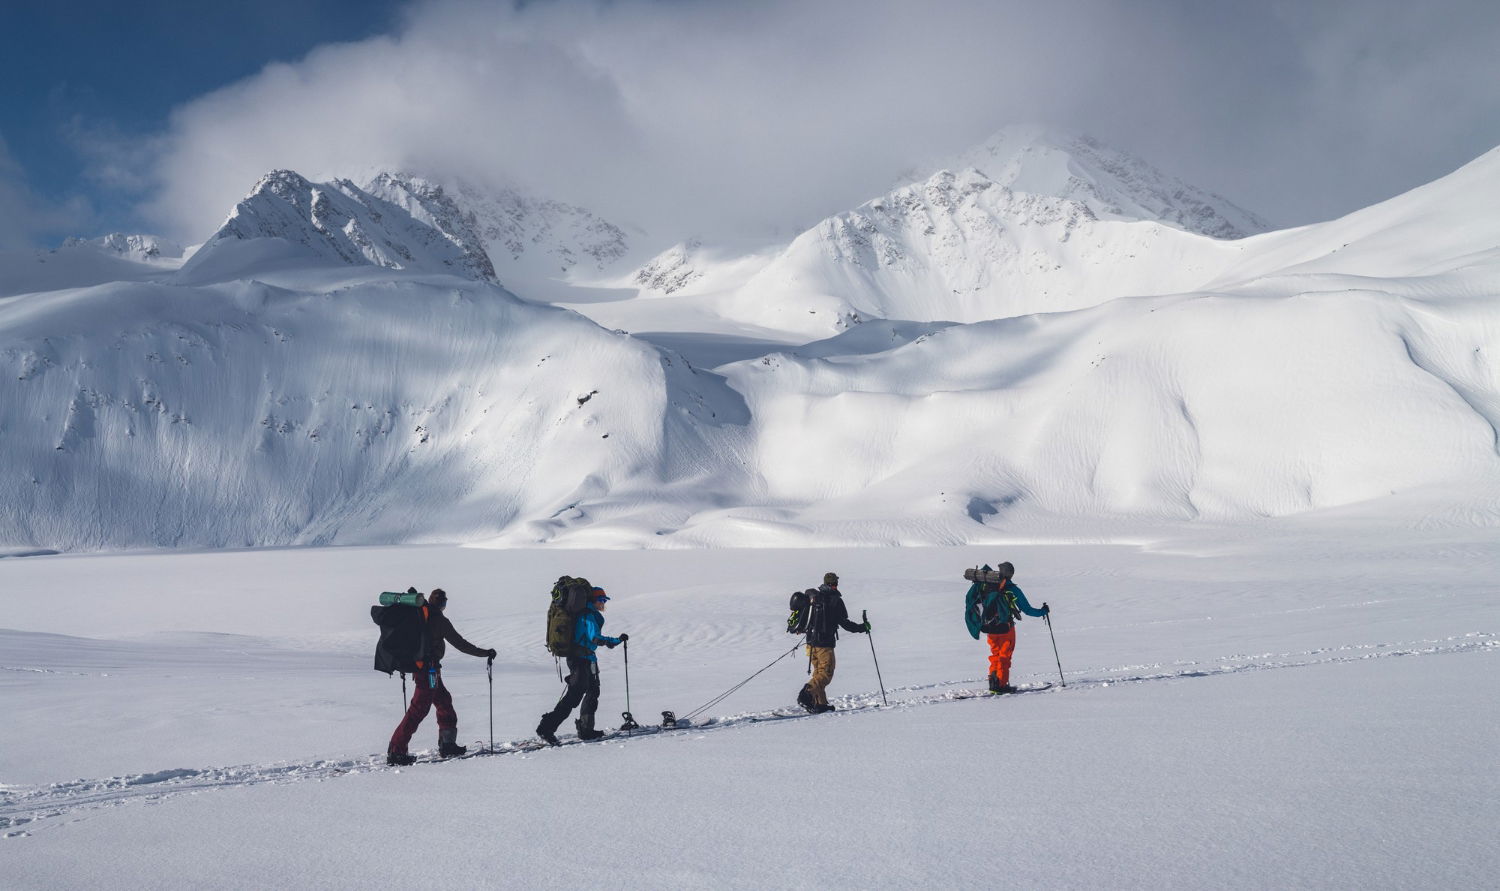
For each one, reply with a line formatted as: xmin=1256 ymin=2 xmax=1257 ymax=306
xmin=964 ymin=562 xmax=1049 ymax=694
xmin=387 ymin=589 xmax=495 ymax=765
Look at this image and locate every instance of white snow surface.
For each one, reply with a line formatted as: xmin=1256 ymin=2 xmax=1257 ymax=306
xmin=2 ymin=529 xmax=1496 ymax=888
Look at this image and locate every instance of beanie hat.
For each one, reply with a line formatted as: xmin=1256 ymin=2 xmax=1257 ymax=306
xmin=823 ymin=572 xmax=839 ymax=586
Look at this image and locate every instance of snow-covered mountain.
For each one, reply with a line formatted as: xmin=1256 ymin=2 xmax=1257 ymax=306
xmin=687 ymin=145 xmax=1500 ymax=539
xmin=179 ymin=170 xmax=498 ymax=284
xmin=904 ymin=124 xmax=1272 ymax=239
xmin=362 ymin=172 xmax=635 ymax=292
xmin=645 ymin=127 xmax=1270 ymax=336
xmin=633 ymin=239 xmax=705 ymax=295
xmin=721 ymin=166 xmax=1245 ymax=333
xmin=3 ymin=137 xmax=1499 ymax=551
xmin=63 ymin=233 xmax=185 ymax=262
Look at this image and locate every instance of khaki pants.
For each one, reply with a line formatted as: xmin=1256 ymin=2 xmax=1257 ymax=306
xmin=806 ymin=646 xmax=836 ymax=706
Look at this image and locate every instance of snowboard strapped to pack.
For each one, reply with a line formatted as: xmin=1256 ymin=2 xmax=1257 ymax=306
xmin=786 ymin=588 xmax=820 ymax=634
xmin=546 ymin=576 xmax=595 ymax=657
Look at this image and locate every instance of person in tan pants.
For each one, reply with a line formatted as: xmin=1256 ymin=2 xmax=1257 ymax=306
xmin=796 ymin=573 xmax=870 ymax=713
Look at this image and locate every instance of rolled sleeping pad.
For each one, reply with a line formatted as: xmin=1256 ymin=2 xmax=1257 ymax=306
xmin=963 ymin=564 xmax=1014 ymax=584
xmin=379 ymin=590 xmax=424 ymax=607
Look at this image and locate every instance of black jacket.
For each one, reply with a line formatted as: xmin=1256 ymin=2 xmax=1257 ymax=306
xmin=804 ymin=585 xmax=866 ymax=648
xmin=423 ymin=606 xmax=488 ymax=666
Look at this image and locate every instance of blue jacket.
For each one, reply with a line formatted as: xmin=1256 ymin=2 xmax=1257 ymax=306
xmin=965 ymin=581 xmax=1047 ymax=640
xmin=573 ymin=605 xmax=621 ymax=663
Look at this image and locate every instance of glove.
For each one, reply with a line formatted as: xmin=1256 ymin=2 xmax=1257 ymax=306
xmin=1041 ymin=603 xmax=1050 ymax=616
xmin=604 ymin=639 xmax=620 ymax=649
xmin=619 ymin=633 xmax=629 ymax=642
xmin=862 ymin=621 xmax=871 ymax=633
xmin=485 ymin=648 xmax=497 ymax=659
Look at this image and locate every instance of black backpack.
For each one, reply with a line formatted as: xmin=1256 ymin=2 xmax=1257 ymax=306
xmin=546 ymin=576 xmax=594 ymax=657
xmin=786 ymin=588 xmax=828 ymax=635
xmin=371 ymin=588 xmax=428 ymax=675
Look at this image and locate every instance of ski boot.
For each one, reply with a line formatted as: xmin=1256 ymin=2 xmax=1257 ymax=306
xmin=813 ymin=703 xmax=836 ymax=714
xmin=535 ymin=720 xmax=560 ymax=747
xmin=575 ymin=715 xmax=605 ymax=741
xmin=386 ymin=751 xmax=417 ymax=766
xmin=437 ymin=729 xmax=467 ymax=758
xmin=797 ymin=684 xmax=817 ymax=713
xmin=987 ymin=674 xmax=1003 ymax=694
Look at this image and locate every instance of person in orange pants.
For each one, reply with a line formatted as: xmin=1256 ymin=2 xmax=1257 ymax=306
xmin=965 ymin=562 xmax=1049 ymax=693
xmin=987 ymin=626 xmax=1018 ymax=689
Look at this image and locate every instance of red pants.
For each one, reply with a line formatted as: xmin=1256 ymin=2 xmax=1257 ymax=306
xmin=987 ymin=628 xmax=1017 ymax=685
xmin=388 ymin=670 xmax=457 ymax=754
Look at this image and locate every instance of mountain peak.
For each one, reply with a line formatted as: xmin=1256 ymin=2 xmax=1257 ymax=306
xmin=61 ymin=233 xmax=184 ymax=262
xmin=180 ymin=170 xmax=498 ymax=283
xmin=913 ymin=124 xmax=1270 ymax=239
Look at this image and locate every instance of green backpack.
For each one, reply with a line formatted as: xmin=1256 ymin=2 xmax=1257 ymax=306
xmin=545 ymin=576 xmax=594 ymax=657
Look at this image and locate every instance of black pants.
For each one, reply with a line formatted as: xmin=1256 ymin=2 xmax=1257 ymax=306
xmin=539 ymin=656 xmax=600 ymax=734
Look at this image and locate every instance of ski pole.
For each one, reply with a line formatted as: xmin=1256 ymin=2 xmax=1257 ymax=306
xmin=1044 ymin=611 xmax=1066 ymax=687
xmin=487 ymin=655 xmax=495 ymax=754
xmin=620 ymin=638 xmax=640 ymax=732
xmin=401 ymin=672 xmax=408 ymax=712
xmin=863 ymin=610 xmax=888 ymax=706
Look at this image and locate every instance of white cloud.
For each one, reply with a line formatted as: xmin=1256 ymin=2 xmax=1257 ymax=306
xmin=135 ymin=0 xmax=1500 ymax=243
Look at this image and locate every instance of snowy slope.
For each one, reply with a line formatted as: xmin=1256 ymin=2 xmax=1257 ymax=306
xmin=1209 ymin=144 xmax=1500 ymax=285
xmin=0 ymin=235 xmax=183 ymax=299
xmin=707 ymin=286 xmax=1500 ymax=541
xmin=0 ymin=266 xmax=752 ymax=551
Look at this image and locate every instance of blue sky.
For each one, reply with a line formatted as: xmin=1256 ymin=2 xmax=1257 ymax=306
xmin=3 ymin=0 xmax=1500 ymax=249
xmin=0 ymin=0 xmax=403 ymax=245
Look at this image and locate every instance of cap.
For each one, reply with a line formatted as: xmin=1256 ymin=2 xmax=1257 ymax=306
xmin=823 ymin=572 xmax=839 ymax=586
xmin=592 ymin=587 xmax=609 ymax=603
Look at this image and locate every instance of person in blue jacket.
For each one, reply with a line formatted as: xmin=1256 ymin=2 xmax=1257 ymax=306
xmin=536 ymin=587 xmax=625 ymax=744
xmin=965 ymin=562 xmax=1049 ymax=693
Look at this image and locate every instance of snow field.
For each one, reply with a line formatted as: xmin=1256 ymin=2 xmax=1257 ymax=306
xmin=2 ymin=527 xmax=1496 ymax=887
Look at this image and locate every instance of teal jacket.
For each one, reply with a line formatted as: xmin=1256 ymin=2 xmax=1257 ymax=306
xmin=573 ymin=605 xmax=621 ymax=663
xmin=965 ymin=581 xmax=1047 ymax=639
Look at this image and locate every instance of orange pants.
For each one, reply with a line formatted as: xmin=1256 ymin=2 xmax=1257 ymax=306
xmin=986 ymin=628 xmax=1016 ymax=685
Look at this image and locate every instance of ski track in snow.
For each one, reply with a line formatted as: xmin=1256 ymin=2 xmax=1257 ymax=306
xmin=2 ymin=630 xmax=1492 ymax=839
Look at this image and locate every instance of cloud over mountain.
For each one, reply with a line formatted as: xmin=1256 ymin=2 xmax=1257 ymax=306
xmin=132 ymin=0 xmax=1500 ymax=248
